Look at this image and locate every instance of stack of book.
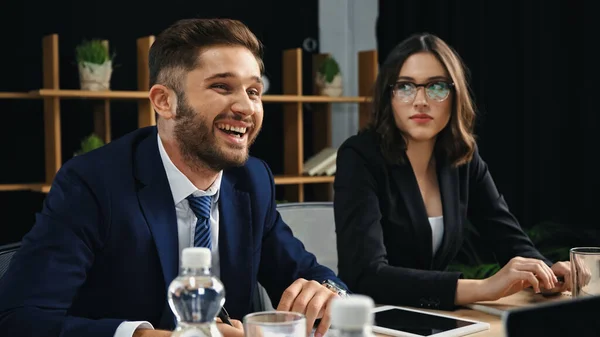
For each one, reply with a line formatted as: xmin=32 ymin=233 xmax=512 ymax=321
xmin=302 ymin=147 xmax=337 ymax=176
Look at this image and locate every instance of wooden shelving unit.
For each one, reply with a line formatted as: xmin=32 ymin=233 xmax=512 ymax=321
xmin=0 ymin=184 xmax=50 ymax=193
xmin=0 ymin=34 xmax=378 ymax=202
xmin=273 ymin=175 xmax=335 ymax=185
xmin=0 ymin=92 xmax=39 ymax=99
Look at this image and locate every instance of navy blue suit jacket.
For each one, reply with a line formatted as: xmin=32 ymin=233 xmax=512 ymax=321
xmin=0 ymin=126 xmax=343 ymax=337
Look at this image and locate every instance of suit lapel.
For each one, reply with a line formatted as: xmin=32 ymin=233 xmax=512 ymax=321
xmin=218 ymin=173 xmax=254 ymax=319
xmin=390 ymin=161 xmax=433 ymax=268
xmin=134 ymin=128 xmax=179 ymax=291
xmin=433 ymin=159 xmax=461 ymax=269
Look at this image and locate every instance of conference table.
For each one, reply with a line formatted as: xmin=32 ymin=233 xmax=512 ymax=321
xmin=374 ymin=289 xmax=571 ymax=337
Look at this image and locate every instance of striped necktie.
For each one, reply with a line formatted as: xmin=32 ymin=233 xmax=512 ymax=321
xmin=186 ymin=195 xmax=213 ymax=249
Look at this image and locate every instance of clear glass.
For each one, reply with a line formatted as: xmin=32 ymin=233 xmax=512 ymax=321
xmin=169 ymin=267 xmax=225 ymax=337
xmin=243 ymin=311 xmax=306 ymax=337
xmin=570 ymin=247 xmax=600 ymax=297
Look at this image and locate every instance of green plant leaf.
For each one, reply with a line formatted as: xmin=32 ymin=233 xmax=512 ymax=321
xmin=448 ymin=263 xmax=500 ymax=279
xmin=318 ymin=56 xmax=340 ymax=83
xmin=77 ymin=133 xmax=105 ymax=155
xmin=450 ymin=219 xmax=600 ymax=280
xmin=76 ymin=40 xmax=112 ymax=65
xmin=476 ymin=263 xmax=501 ymax=279
xmin=538 ymin=246 xmax=571 ymax=262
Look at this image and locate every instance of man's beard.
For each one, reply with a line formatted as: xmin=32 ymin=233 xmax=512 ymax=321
xmin=173 ymin=94 xmax=258 ymax=172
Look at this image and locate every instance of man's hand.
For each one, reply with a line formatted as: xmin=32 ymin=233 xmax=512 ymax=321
xmin=277 ymin=278 xmax=339 ymax=337
xmin=216 ymin=318 xmax=244 ymax=337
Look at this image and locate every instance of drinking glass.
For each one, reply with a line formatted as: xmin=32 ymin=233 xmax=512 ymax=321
xmin=570 ymin=247 xmax=600 ymax=297
xmin=243 ymin=311 xmax=306 ymax=337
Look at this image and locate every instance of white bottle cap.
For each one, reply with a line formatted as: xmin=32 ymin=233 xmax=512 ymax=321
xmin=181 ymin=247 xmax=211 ymax=269
xmin=330 ymin=295 xmax=375 ymax=329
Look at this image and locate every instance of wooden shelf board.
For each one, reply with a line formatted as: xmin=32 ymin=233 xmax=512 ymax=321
xmin=0 ymin=183 xmax=50 ymax=193
xmin=35 ymin=89 xmax=148 ymax=100
xmin=3 ymin=177 xmax=333 ymax=190
xmin=1 ymin=90 xmax=370 ymax=103
xmin=0 ymin=92 xmax=39 ymax=99
xmin=274 ymin=175 xmax=335 ymax=185
xmin=263 ymin=95 xmax=369 ymax=103
xmin=3 ymin=178 xmax=331 ymax=190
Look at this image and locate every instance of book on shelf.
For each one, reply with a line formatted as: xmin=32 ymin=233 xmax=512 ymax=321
xmin=302 ymin=147 xmax=337 ymax=176
xmin=322 ymin=160 xmax=336 ymax=176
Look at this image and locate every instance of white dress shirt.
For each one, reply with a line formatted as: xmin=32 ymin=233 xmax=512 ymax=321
xmin=113 ymin=133 xmax=222 ymax=337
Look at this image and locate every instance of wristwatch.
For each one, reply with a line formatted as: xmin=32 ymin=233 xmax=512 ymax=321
xmin=322 ymin=279 xmax=348 ymax=297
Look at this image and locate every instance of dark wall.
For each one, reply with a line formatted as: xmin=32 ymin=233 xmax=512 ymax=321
xmin=376 ymin=0 xmax=596 ymax=232
xmin=0 ymin=0 xmax=319 ymax=244
xmin=2 ymin=0 xmax=596 ymax=246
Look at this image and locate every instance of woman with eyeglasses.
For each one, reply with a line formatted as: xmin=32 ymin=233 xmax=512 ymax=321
xmin=333 ymin=33 xmax=571 ymax=310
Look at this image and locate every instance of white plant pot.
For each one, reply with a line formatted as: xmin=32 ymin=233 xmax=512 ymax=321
xmin=316 ymin=73 xmax=343 ymax=97
xmin=78 ymin=61 xmax=112 ymax=91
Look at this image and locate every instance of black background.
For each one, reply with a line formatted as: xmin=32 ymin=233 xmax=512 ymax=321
xmin=1 ymin=0 xmax=597 ymax=248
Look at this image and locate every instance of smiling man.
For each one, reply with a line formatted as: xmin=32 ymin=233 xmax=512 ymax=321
xmin=0 ymin=18 xmax=347 ymax=337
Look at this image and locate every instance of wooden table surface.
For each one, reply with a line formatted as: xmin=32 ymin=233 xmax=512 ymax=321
xmin=375 ymin=289 xmax=572 ymax=337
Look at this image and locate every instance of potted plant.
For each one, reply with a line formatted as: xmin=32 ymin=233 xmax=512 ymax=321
xmin=74 ymin=133 xmax=105 ymax=156
xmin=448 ymin=220 xmax=599 ymax=279
xmin=76 ymin=39 xmax=114 ymax=91
xmin=316 ymin=56 xmax=343 ymax=97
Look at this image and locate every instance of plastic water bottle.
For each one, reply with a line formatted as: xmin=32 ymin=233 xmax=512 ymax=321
xmin=330 ymin=295 xmax=375 ymax=337
xmin=168 ymin=247 xmax=225 ymax=337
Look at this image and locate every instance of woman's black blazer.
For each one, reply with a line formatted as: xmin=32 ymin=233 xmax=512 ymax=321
xmin=333 ymin=129 xmax=549 ymax=310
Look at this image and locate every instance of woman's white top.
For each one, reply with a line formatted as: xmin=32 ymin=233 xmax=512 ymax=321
xmin=428 ymin=216 xmax=444 ymax=255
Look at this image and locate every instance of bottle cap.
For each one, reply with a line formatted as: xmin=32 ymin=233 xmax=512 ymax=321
xmin=181 ymin=247 xmax=211 ymax=269
xmin=331 ymin=295 xmax=375 ymax=329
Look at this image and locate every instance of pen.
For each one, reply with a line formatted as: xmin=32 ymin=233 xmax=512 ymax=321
xmin=218 ymin=306 xmax=233 ymax=326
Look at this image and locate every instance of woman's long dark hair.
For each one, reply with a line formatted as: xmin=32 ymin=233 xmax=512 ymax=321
xmin=367 ymin=33 xmax=476 ymax=167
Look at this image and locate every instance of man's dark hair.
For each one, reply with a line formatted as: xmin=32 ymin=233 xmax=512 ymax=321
xmin=149 ymin=18 xmax=264 ymax=93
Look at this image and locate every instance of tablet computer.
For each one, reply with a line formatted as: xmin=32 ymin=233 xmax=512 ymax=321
xmin=372 ymin=305 xmax=490 ymax=337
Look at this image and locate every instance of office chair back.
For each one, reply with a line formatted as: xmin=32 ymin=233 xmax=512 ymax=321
xmin=277 ymin=202 xmax=338 ymax=273
xmin=253 ymin=202 xmax=338 ymax=312
xmin=0 ymin=242 xmax=20 ymax=280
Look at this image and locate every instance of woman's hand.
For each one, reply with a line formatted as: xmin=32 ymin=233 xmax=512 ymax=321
xmin=554 ymin=256 xmax=592 ymax=293
xmin=482 ymin=256 xmax=558 ymax=301
xmin=541 ymin=261 xmax=572 ymax=294
xmin=456 ymin=256 xmax=558 ymax=304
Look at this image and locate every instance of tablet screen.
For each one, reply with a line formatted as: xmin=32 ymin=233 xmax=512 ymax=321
xmin=374 ymin=308 xmax=475 ymax=336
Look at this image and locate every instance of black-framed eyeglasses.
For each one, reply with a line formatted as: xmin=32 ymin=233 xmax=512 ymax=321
xmin=390 ymin=80 xmax=455 ymax=103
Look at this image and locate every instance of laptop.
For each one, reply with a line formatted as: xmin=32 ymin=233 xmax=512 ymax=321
xmin=503 ymin=294 xmax=600 ymax=337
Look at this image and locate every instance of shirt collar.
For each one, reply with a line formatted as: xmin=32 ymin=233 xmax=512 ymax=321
xmin=157 ymin=132 xmax=222 ymax=205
